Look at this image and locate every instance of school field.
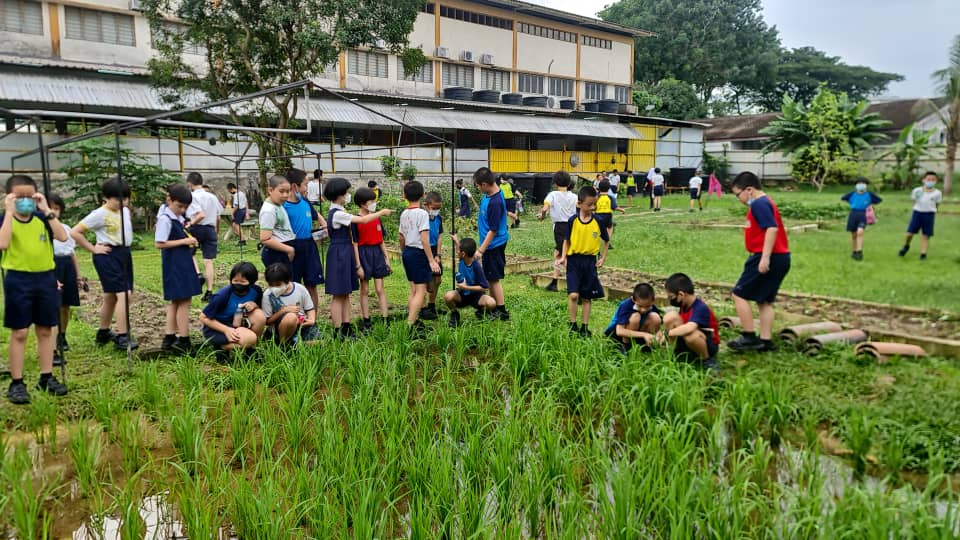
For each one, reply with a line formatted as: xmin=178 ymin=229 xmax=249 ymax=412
xmin=0 ymin=186 xmax=958 ymax=537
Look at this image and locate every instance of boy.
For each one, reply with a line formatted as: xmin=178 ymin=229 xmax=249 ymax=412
xmin=662 ymin=272 xmax=720 ymax=371
xmin=226 ymin=183 xmax=248 ymax=245
xmin=1 ymin=175 xmax=69 ymax=403
xmin=307 ymin=170 xmax=322 ymax=207
xmin=595 ymin=180 xmax=626 ymax=249
xmin=728 ymin=171 xmax=790 ymax=352
xmin=284 ymin=168 xmax=326 ymax=310
xmin=624 ymin=169 xmax=637 ymax=207
xmin=185 ymin=172 xmax=223 ymax=301
xmin=604 ymin=282 xmax=662 ymax=353
xmin=475 ymin=167 xmax=510 ymax=320
xmin=444 ymin=235 xmax=495 ymax=327
xmin=538 ymin=170 xmax=578 ymax=292
xmin=608 ymin=169 xmax=621 ymax=195
xmin=72 ymin=178 xmax=138 ymax=350
xmin=421 ymin=191 xmax=444 ymax=320
xmin=48 ymin=194 xmax=83 ymax=363
xmin=500 ymin=175 xmax=520 ymax=229
xmin=841 ymin=178 xmax=882 ymax=260
xmin=558 ymin=186 xmax=608 ymax=337
xmin=456 ymin=178 xmax=474 ymax=217
xmin=689 ymin=170 xmax=703 ymax=212
xmin=261 ymin=262 xmax=319 ymax=344
xmin=368 ymin=180 xmax=381 ymax=202
xmin=899 ymin=171 xmax=942 ymax=260
xmin=651 ymin=167 xmax=665 ymax=211
xmin=399 ymin=181 xmax=442 ymax=330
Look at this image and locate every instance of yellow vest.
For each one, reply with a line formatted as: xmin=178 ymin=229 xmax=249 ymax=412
xmin=1 ymin=214 xmax=55 ymax=272
xmin=596 ymin=194 xmax=612 ymax=214
xmin=501 ymin=182 xmax=514 ymax=200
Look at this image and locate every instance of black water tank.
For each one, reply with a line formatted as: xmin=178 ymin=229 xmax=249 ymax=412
xmin=669 ymin=167 xmax=696 ymax=188
xmin=472 ymin=90 xmax=500 ymax=103
xmin=599 ymin=99 xmax=620 ymax=114
xmin=559 ymin=99 xmax=575 ymax=110
xmin=532 ymin=174 xmax=554 ymax=204
xmin=443 ymin=86 xmax=473 ymax=100
xmin=502 ymin=93 xmax=523 ymax=105
xmin=583 ymin=101 xmax=599 ymax=112
xmin=522 ymin=95 xmax=548 ymax=108
xmin=510 ymin=173 xmax=535 ymax=197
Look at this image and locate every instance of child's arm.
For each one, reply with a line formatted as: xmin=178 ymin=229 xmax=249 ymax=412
xmin=666 ymin=320 xmax=700 ymax=338
xmin=538 ymin=200 xmax=550 ymax=220
xmin=155 ymin=237 xmax=198 ymax=250
xmin=870 ymin=193 xmax=882 ymax=205
xmin=616 ymin=324 xmax=653 ymax=341
xmin=558 ymin=238 xmax=569 ymax=265
xmin=449 ymin=233 xmax=460 ymax=253
xmin=303 ymin=307 xmax=316 ymax=327
xmin=259 ymin=229 xmax=295 ymax=260
xmin=70 ymin=223 xmax=111 ymax=254
xmin=420 ymin=230 xmax=440 ymax=273
xmin=597 ymin=239 xmax=609 ymax=267
xmin=350 ymin=208 xmax=392 ymax=224
xmin=353 ymin=241 xmax=364 ymax=280
xmin=759 ymin=228 xmax=778 ymax=274
xmin=0 ymin=195 xmax=16 ymax=250
xmin=616 ymin=207 xmax=627 ymax=214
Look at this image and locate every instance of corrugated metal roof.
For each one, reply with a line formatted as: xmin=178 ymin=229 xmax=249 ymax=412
xmin=0 ymin=71 xmax=170 ymax=111
xmin=0 ymin=54 xmax=149 ymax=75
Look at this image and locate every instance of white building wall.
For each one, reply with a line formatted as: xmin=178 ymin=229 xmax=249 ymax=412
xmin=438 ymin=19 xmax=513 ymax=71
xmin=408 ymin=12 xmax=436 ymax=53
xmin=579 ymin=40 xmax=632 ymax=86
xmin=516 ymin=34 xmax=577 ymax=78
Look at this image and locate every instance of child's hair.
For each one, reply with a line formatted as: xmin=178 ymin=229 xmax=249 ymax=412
xmin=47 ymin=192 xmax=66 ymax=212
xmin=167 ymin=184 xmax=193 ymax=205
xmin=923 ymin=171 xmax=939 ymax=179
xmin=578 ymin=185 xmax=597 ymax=201
xmin=227 ymin=182 xmax=237 ymax=190
xmin=403 ymin=180 xmax=425 ymax=202
xmin=285 ymin=168 xmax=308 ymax=185
xmin=553 ymin=170 xmax=571 ymax=187
xmin=5 ymin=174 xmax=37 ymax=192
xmin=455 ymin=178 xmax=463 ymax=187
xmin=186 ymin=172 xmax=203 ymax=186
xmin=665 ymin=273 xmax=695 ymax=295
xmin=267 ymin=175 xmax=289 ymax=189
xmin=654 ymin=167 xmax=661 ymax=173
xmin=102 ymin=177 xmax=131 ymax=199
xmin=367 ymin=180 xmax=378 ymax=188
xmin=474 ymin=167 xmax=496 ymax=186
xmin=853 ymin=176 xmax=870 ymax=185
xmin=424 ymin=191 xmax=442 ymax=205
xmin=458 ymin=237 xmax=478 ymax=257
xmin=354 ymin=187 xmax=376 ymax=206
xmin=314 ymin=169 xmax=322 ymax=178
xmin=323 ymin=177 xmax=351 ymax=201
xmin=598 ymin=180 xmax=610 ymax=192
xmin=732 ymin=171 xmax=762 ymax=190
xmin=264 ymin=262 xmax=292 ymax=284
xmin=230 ymin=261 xmax=259 ymax=284
xmin=632 ymin=282 xmax=655 ymax=300
xmin=626 ymin=169 xmax=632 ymax=174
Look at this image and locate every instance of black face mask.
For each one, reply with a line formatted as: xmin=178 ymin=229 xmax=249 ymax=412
xmin=231 ymin=284 xmax=250 ymax=296
xmin=669 ymin=296 xmax=682 ymax=308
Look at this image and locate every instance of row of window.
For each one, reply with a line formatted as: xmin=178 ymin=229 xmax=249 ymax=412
xmin=436 ymin=4 xmax=513 ymax=30
xmin=517 ymin=22 xmax=576 ymax=43
xmin=581 ymin=34 xmax=612 ymax=49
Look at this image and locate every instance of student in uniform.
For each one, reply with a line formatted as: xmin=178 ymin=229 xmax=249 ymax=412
xmin=604 ymin=282 xmax=662 ymax=353
xmin=899 ymin=171 xmax=943 ymax=260
xmin=421 ymin=191 xmax=444 ymax=320
xmin=651 ymin=167 xmax=665 ymax=211
xmin=352 ymin=187 xmax=391 ymax=331
xmin=226 ymin=183 xmax=248 ymax=245
xmin=444 ymin=235 xmax=495 ymax=327
xmin=1 ymin=175 xmax=69 ymax=404
xmin=662 ymin=272 xmax=720 ymax=371
xmin=688 ymin=170 xmax=703 ymax=212
xmin=367 ymin=180 xmax=382 ymax=202
xmin=185 ymin=172 xmax=223 ymax=301
xmin=307 ymin=170 xmax=322 ymax=208
xmin=284 ymin=168 xmax=326 ymax=311
xmin=841 ymin=178 xmax=882 ymax=260
xmin=200 ymin=262 xmax=266 ymax=362
xmin=262 ymin=263 xmax=319 ymax=344
xmin=71 ymin=178 xmax=137 ymax=350
xmin=475 ymin=168 xmax=510 ymax=320
xmin=399 ymin=180 xmax=441 ymax=331
xmin=48 ymin=194 xmax=83 ymax=362
xmin=155 ymin=184 xmax=202 ymax=353
xmin=624 ymin=170 xmax=637 ymax=207
xmin=500 ymin=175 xmax=520 ymax=229
xmin=558 ymin=185 xmax=609 ymax=337
xmin=538 ymin=170 xmax=578 ymax=292
xmin=259 ymin=175 xmax=296 ymax=271
xmin=456 ymin=179 xmax=474 ymax=217
xmin=595 ymin=180 xmax=626 ymax=249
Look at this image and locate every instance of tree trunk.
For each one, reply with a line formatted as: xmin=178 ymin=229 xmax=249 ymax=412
xmin=944 ymin=98 xmax=958 ymax=195
xmin=946 ymin=139 xmax=956 ymax=196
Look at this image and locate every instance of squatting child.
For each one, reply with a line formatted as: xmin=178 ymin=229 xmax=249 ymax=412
xmin=662 ymin=272 xmax=720 ymax=371
xmin=558 ymin=185 xmax=609 ymax=337
xmin=475 ymin=167 xmax=510 ymax=320
xmin=444 ymin=235 xmax=495 ymax=327
xmin=155 ymin=184 xmax=202 ymax=353
xmin=604 ymin=282 xmax=662 ymax=353
xmin=399 ymin=180 xmax=441 ymax=331
xmin=899 ymin=171 xmax=942 ymax=260
xmin=262 ymin=262 xmax=318 ymax=344
xmin=538 ymin=170 xmax=578 ymax=292
xmin=199 ymin=261 xmax=266 ymax=362
xmin=353 ymin=187 xmax=392 ymax=331
xmin=48 ymin=193 xmax=83 ymax=363
xmin=841 ymin=177 xmax=882 ymax=260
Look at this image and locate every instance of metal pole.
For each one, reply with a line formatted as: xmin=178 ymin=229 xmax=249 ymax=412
xmin=450 ymin=143 xmax=457 ymax=288
xmin=114 ymin=128 xmax=133 ymax=370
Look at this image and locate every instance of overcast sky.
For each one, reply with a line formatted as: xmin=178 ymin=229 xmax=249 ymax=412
xmin=531 ymin=0 xmax=960 ymax=99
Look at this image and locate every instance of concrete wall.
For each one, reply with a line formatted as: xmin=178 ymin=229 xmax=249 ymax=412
xmin=439 ymin=18 xmax=513 ymax=71
xmin=516 ymin=33 xmax=577 ymax=79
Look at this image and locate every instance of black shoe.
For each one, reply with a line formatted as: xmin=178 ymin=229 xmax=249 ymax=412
xmin=689 ymin=209 xmax=695 ymax=213
xmin=57 ymin=333 xmax=70 ymax=352
xmin=172 ymin=337 xmax=195 ymax=355
xmin=419 ymin=305 xmax=438 ymax=320
xmin=409 ymin=320 xmax=428 ymax=339
xmin=95 ymin=329 xmax=116 ymax=346
xmin=7 ymin=381 xmax=29 ymax=404
xmin=758 ymin=340 xmax=778 ymax=352
xmin=701 ymin=357 xmax=720 ymax=375
xmin=202 ymin=290 xmax=213 ymax=302
xmin=898 ymin=245 xmax=909 ymax=257
xmin=578 ymin=324 xmax=592 ymax=338
xmin=493 ymin=307 xmax=510 ymax=321
xmin=920 ymin=253 xmax=927 ymax=260
xmin=607 ymin=244 xmax=614 ymax=250
xmin=160 ymin=334 xmax=177 ymax=351
xmin=37 ymin=375 xmax=67 ymax=396
xmin=53 ymin=351 xmax=65 ymax=368
xmin=545 ymin=280 xmax=558 ymax=292
xmin=360 ymin=318 xmax=374 ymax=335
xmin=448 ymin=311 xmax=461 ymax=328
xmin=727 ymin=333 xmax=764 ymax=352
xmin=114 ymin=334 xmax=139 ymax=351
xmin=238 ymin=240 xmax=247 ymax=246
xmin=214 ymin=349 xmax=231 ymax=365
xmin=569 ymin=322 xmax=580 ymax=335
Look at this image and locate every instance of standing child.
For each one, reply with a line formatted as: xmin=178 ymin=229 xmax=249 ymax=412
xmin=368 ymin=180 xmax=381 ymax=202
xmin=262 ymin=263 xmax=319 ymax=344
xmin=324 ymin=178 xmax=392 ymax=338
xmin=307 ymin=170 xmax=322 ymax=208
xmin=185 ymin=172 xmax=223 ymax=301
xmin=456 ymin=178 xmax=474 ymax=217
xmin=399 ymin=181 xmax=441 ymax=331
xmin=71 ymin=178 xmax=137 ymax=350
xmin=604 ymin=282 xmax=662 ymax=353
xmin=259 ymin=175 xmax=296 ymax=271
xmin=352 ymin=187 xmax=392 ymax=332
xmin=475 ymin=168 xmax=510 ymax=319
xmin=538 ymin=170 xmax=578 ymax=292
xmin=558 ymin=186 xmax=609 ymax=337
xmin=199 ymin=262 xmax=266 ymax=362
xmin=421 ymin=191 xmax=444 ymax=320
xmin=688 ymin=170 xmax=703 ymax=212
xmin=899 ymin=171 xmax=942 ymax=260
xmin=841 ymin=178 xmax=882 ymax=260
xmin=624 ymin=169 xmax=637 ymax=207
xmin=48 ymin=194 xmax=84 ymax=362
xmin=284 ymin=168 xmax=326 ymax=311
xmin=226 ymin=183 xmax=248 ymax=245
xmin=444 ymin=235 xmax=495 ymax=326
xmin=155 ymin=184 xmax=202 ymax=353
xmin=728 ymin=171 xmax=791 ymax=352
xmin=662 ymin=272 xmax=720 ymax=371
xmin=594 ymin=180 xmax=626 ymax=249
xmin=1 ymin=175 xmax=69 ymax=403
xmin=651 ymin=167 xmax=665 ymax=211
xmin=501 ymin=175 xmax=520 ymax=229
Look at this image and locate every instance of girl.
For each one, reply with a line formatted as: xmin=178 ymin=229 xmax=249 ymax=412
xmin=48 ymin=194 xmax=84 ymax=361
xmin=841 ymin=178 xmax=882 ymax=260
xmin=199 ymin=262 xmax=266 ymax=362
xmin=323 ymin=178 xmax=392 ymax=338
xmin=259 ymin=175 xmax=296 ymax=271
xmin=352 ymin=187 xmax=392 ymax=332
xmin=155 ymin=184 xmax=202 ymax=353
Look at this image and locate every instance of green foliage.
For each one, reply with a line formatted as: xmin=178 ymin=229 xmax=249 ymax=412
xmin=761 ymin=87 xmax=890 ymax=190
xmin=58 ymin=137 xmax=179 ymax=225
xmin=632 ymin=78 xmax=707 ymax=120
xmin=701 ymin=150 xmax=730 ymax=181
xmin=401 ymin=163 xmax=418 ymax=181
xmin=879 ymin=124 xmax=936 ymax=190
xmin=379 ymin=155 xmax=402 ymax=180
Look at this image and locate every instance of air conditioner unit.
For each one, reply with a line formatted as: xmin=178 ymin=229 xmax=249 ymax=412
xmin=128 ymin=0 xmax=143 ymax=10
xmin=460 ymin=50 xmax=475 ymax=63
xmin=373 ymin=39 xmax=387 ymax=49
xmin=546 ymin=97 xmax=558 ymax=109
xmin=480 ymin=53 xmax=495 ymax=65
xmin=435 ymin=46 xmax=450 ymax=59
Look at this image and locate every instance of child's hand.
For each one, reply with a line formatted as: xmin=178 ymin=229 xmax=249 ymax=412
xmin=450 ymin=233 xmax=459 ymax=243
xmin=379 ymin=208 xmax=393 ymax=216
xmin=758 ymin=255 xmax=770 ymax=274
xmin=34 ymin=193 xmax=51 ymax=213
xmin=286 ymin=246 xmax=296 ymax=261
xmin=357 ymin=266 xmax=365 ymax=279
xmin=186 ymin=237 xmax=199 ymax=248
xmin=558 ymin=256 xmax=566 ymax=267
xmin=242 ymin=302 xmax=258 ymax=312
xmin=226 ymin=328 xmax=242 ymax=343
xmin=4 ymin=193 xmax=16 ymax=212
xmin=429 ymin=260 xmax=441 ymax=274
xmin=596 ymin=256 xmax=605 ymax=268
xmin=92 ymin=244 xmax=112 ymax=255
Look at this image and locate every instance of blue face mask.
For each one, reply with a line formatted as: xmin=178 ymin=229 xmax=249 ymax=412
xmin=15 ymin=197 xmax=36 ymax=214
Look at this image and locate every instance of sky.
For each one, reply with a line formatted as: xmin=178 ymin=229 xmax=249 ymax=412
xmin=530 ymin=0 xmax=960 ymax=99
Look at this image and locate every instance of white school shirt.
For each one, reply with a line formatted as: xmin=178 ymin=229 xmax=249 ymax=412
xmin=328 ymin=203 xmax=353 ymax=230
xmin=231 ymin=190 xmax=248 ymax=210
xmin=911 ymin=188 xmax=942 ymax=213
xmin=80 ymin=206 xmax=134 ymax=246
xmin=187 ymin=188 xmax=223 ymax=226
xmin=689 ymin=176 xmax=703 ymax=190
xmin=651 ymin=174 xmax=665 ymax=187
xmin=544 ymin=190 xmax=578 ymax=223
xmin=53 ymin=222 xmax=76 ymax=257
xmin=154 ymin=205 xmax=186 ymax=243
xmin=306 ymin=180 xmax=321 ymax=203
xmin=399 ymin=207 xmax=430 ymax=249
xmin=608 ymin=174 xmax=621 ymax=187
xmin=259 ymin=200 xmax=296 ymax=242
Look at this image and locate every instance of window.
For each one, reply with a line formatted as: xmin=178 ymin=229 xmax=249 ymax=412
xmin=64 ymin=6 xmax=135 ymax=46
xmin=442 ymin=63 xmax=474 ymax=88
xmin=422 ymin=2 xmax=434 ymax=14
xmin=347 ymin=49 xmax=388 ymax=78
xmin=615 ymin=85 xmax=631 ymax=104
xmin=0 ymin=0 xmax=42 ymax=35
xmin=517 ymin=21 xmax=576 ymax=43
xmin=480 ymin=68 xmax=510 ymax=91
xmin=548 ymin=77 xmax=574 ymax=97
xmin=518 ymin=73 xmax=544 ymax=94
xmin=400 ymin=61 xmax=433 ymax=83
xmin=151 ymin=22 xmax=206 ymax=56
xmin=438 ymin=5 xmax=512 ymax=30
xmin=584 ymin=82 xmax=606 ymax=100
xmin=581 ymin=34 xmax=612 ymax=49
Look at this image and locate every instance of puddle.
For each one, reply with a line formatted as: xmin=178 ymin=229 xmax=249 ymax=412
xmin=71 ymin=493 xmax=234 ymax=540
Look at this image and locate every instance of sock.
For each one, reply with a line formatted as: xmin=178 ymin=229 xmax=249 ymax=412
xmin=12 ymin=378 xmax=24 ymax=386
xmin=364 ymin=317 xmax=371 ymax=324
xmin=164 ymin=333 xmax=175 ymax=340
xmin=741 ymin=331 xmax=756 ymax=338
xmin=39 ymin=372 xmax=52 ymax=385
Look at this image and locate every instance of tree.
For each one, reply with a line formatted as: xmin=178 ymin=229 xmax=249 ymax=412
xmin=632 ymin=78 xmax=707 ymax=120
xmin=746 ymin=47 xmax=904 ymax=111
xmin=879 ymin=124 xmax=936 ymax=190
xmin=932 ymin=34 xmax=960 ymax=195
xmin=760 ymin=86 xmax=890 ymax=191
xmin=141 ymin=0 xmax=426 ymax=186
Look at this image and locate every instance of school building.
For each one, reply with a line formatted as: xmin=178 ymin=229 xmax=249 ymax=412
xmin=0 ymin=0 xmax=706 ymax=187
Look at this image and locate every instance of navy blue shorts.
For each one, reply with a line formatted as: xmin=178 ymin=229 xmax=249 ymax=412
xmin=653 ymin=185 xmax=664 ymax=197
xmin=54 ymin=255 xmax=80 ymax=307
xmin=847 ymin=209 xmax=868 ymax=232
xmin=690 ymin=188 xmax=700 ymax=200
xmin=92 ymin=246 xmax=133 ymax=293
xmin=261 ymin=244 xmax=293 ymax=273
xmin=4 ymin=270 xmax=59 ymax=329
xmin=358 ymin=244 xmax=391 ymax=280
xmin=596 ymin=213 xmax=613 ymax=230
xmin=202 ymin=325 xmax=232 ymax=348
xmin=505 ymin=199 xmax=517 ymax=213
xmin=553 ymin=221 xmax=570 ymax=253
xmin=290 ymin=238 xmax=324 ymax=286
xmin=189 ymin=224 xmax=218 ymax=259
xmin=626 ymin=186 xmax=637 ymax=196
xmin=402 ymin=246 xmax=433 ymax=285
xmin=482 ymin=244 xmax=507 ymax=281
xmin=675 ymin=333 xmax=719 ymax=362
xmin=610 ymin=185 xmax=618 ymax=194
xmin=453 ymin=291 xmax=483 ymax=309
xmin=906 ymin=211 xmax=935 ymax=237
xmin=565 ymin=254 xmax=605 ymax=300
xmin=232 ymin=207 xmax=246 ymax=225
xmin=733 ymin=252 xmax=791 ymax=304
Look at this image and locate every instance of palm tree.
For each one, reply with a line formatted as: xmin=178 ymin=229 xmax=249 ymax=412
xmin=932 ymin=34 xmax=960 ymax=195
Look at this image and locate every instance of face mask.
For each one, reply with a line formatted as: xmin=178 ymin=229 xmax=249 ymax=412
xmin=231 ymin=284 xmax=250 ymax=296
xmin=855 ymin=183 xmax=867 ymax=192
xmin=745 ymin=197 xmax=754 ymax=206
xmin=15 ymin=197 xmax=36 ymax=214
xmin=268 ymin=286 xmax=286 ymax=297
xmin=344 ymin=194 xmax=352 ymax=205
xmin=367 ymin=202 xmax=377 ymax=212
xmin=429 ymin=209 xmax=440 ymax=218
xmin=669 ymin=296 xmax=682 ymax=308
xmin=924 ymin=181 xmax=936 ymax=189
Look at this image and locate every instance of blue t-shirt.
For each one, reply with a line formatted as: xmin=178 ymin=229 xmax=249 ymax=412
xmin=841 ymin=191 xmax=882 ymax=211
xmin=202 ymin=285 xmax=262 ymax=325
xmin=283 ymin=196 xmax=318 ymax=239
xmin=605 ymin=298 xmax=660 ymax=334
xmin=478 ymin=190 xmax=509 ymax=249
xmin=428 ymin=214 xmax=443 ymax=247
xmin=455 ymin=258 xmax=489 ymax=297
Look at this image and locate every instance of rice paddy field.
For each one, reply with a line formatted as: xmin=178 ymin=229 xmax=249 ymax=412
xmin=1 ymin=186 xmax=959 ymax=538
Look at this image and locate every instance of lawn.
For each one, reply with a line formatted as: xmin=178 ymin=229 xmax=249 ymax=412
xmin=0 ymin=186 xmax=958 ymax=537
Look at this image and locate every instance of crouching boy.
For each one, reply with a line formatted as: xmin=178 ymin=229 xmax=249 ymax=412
xmin=444 ymin=235 xmax=495 ymax=327
xmin=604 ymin=282 xmax=662 ymax=353
xmin=662 ymin=273 xmax=720 ymax=371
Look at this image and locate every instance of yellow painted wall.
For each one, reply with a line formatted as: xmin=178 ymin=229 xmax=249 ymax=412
xmin=491 ymin=149 xmax=630 ymax=175
xmin=628 ymin=123 xmax=657 ymax=172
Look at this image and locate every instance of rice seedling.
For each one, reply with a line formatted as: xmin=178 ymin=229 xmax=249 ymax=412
xmin=88 ymin=380 xmax=125 ymax=432
xmin=880 ymin=430 xmax=907 ymax=484
xmin=170 ymin=462 xmax=222 ymax=539
xmin=278 ymin=357 xmax=319 ymax=455
xmin=4 ymin=444 xmax=57 ymax=540
xmin=114 ymin=471 xmax=146 ymax=540
xmin=112 ymin=412 xmax=146 ymax=476
xmin=136 ymin=363 xmax=169 ymax=420
xmin=170 ymin=390 xmax=205 ymax=473
xmin=728 ymin=377 xmax=763 ymax=445
xmin=68 ymin=423 xmax=104 ymax=498
xmin=759 ymin=378 xmax=794 ymax=447
xmin=25 ymin=392 xmax=55 ymax=446
xmin=842 ymin=408 xmax=876 ymax=477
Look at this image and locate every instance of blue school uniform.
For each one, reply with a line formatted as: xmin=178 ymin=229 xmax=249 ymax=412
xmin=325 ymin=206 xmax=359 ymax=296
xmin=201 ymin=284 xmax=262 ymax=347
xmin=284 ymin=195 xmax=324 ymax=286
xmin=157 ymin=206 xmax=202 ymax=301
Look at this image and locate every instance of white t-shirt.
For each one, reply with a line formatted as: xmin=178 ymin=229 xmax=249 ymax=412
xmin=647 ymin=167 xmax=657 ymax=180
xmin=306 ymin=180 xmax=321 ymax=203
xmin=328 ymin=203 xmax=353 ymax=230
xmin=259 ymin=200 xmax=296 ymax=243
xmin=651 ymin=174 xmax=665 ymax=187
xmin=459 ymin=187 xmax=472 ymax=201
xmin=689 ymin=176 xmax=703 ymax=190
xmin=399 ymin=207 xmax=430 ymax=249
xmin=262 ymin=282 xmax=314 ymax=318
xmin=544 ymin=190 xmax=578 ymax=223
xmin=187 ymin=188 xmax=223 ymax=226
xmin=911 ymin=188 xmax=942 ymax=213
xmin=231 ymin=190 xmax=248 ymax=210
xmin=80 ymin=206 xmax=134 ymax=246
xmin=53 ymin=222 xmax=76 ymax=257
xmin=608 ymin=174 xmax=621 ymax=187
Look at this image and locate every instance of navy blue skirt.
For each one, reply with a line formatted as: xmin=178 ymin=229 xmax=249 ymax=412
xmin=358 ymin=244 xmax=391 ymax=280
xmin=54 ymin=255 xmax=80 ymax=307
xmin=162 ymin=247 xmax=202 ymax=301
xmin=325 ymin=242 xmax=359 ymax=295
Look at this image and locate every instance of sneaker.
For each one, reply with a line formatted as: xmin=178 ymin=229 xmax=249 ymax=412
xmin=238 ymin=240 xmax=247 ymax=246
xmin=53 ymin=351 xmax=65 ymax=368
xmin=6 ymin=381 xmax=30 ymax=404
xmin=727 ymin=333 xmax=765 ymax=352
xmin=545 ymin=280 xmax=558 ymax=292
xmin=114 ymin=334 xmax=139 ymax=351
xmin=493 ymin=308 xmax=510 ymax=321
xmin=409 ymin=320 xmax=428 ymax=339
xmin=920 ymin=253 xmax=927 ymax=260
xmin=360 ymin=318 xmax=374 ymax=335
xmin=57 ymin=333 xmax=70 ymax=352
xmin=37 ymin=375 xmax=67 ymax=396
xmin=701 ymin=357 xmax=720 ymax=375
xmin=214 ymin=349 xmax=231 ymax=365
xmin=95 ymin=329 xmax=116 ymax=346
xmin=569 ymin=322 xmax=580 ymax=335
xmin=419 ymin=305 xmax=438 ymax=321
xmin=448 ymin=311 xmax=461 ymax=328
xmin=578 ymin=324 xmax=592 ymax=338
xmin=202 ymin=290 xmax=213 ymax=302
xmin=172 ymin=337 xmax=196 ymax=355
xmin=160 ymin=334 xmax=177 ymax=351
xmin=758 ymin=340 xmax=778 ymax=352
xmin=898 ymin=245 xmax=909 ymax=257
